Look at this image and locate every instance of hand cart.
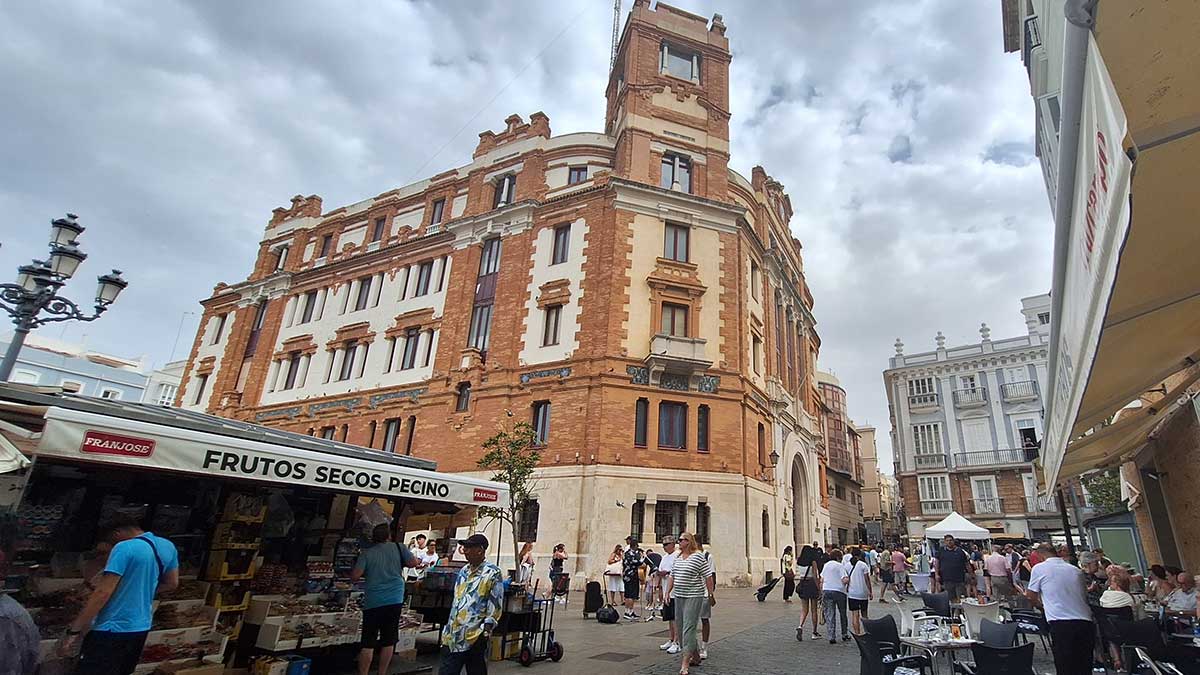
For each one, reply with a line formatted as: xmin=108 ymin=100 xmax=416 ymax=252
xmin=517 ymin=596 xmax=564 ymax=666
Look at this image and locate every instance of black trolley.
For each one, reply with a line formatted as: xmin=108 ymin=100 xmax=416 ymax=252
xmin=516 ymin=596 xmax=564 ymax=666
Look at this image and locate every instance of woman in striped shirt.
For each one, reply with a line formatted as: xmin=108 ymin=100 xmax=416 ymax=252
xmin=665 ymin=532 xmax=714 ymax=675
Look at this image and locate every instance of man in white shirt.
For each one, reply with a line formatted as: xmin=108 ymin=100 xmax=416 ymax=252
xmin=820 ymin=548 xmax=850 ymax=644
xmin=1026 ymin=543 xmax=1094 ymax=675
xmin=657 ymin=536 xmax=681 ymax=654
xmin=407 ymin=534 xmax=428 ymax=581
xmin=1162 ymin=572 xmax=1197 ymax=614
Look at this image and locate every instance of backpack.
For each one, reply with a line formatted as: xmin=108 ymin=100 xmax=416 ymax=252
xmin=596 ymin=604 xmax=620 ymax=624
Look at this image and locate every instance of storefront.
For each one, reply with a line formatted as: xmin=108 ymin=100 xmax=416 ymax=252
xmin=0 ymin=384 xmax=508 ymax=673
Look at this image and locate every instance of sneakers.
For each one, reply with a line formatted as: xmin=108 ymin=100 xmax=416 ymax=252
xmin=842 ymin=634 xmax=851 ymax=642
xmin=661 ymin=640 xmax=677 ymax=651
xmin=699 ymin=642 xmax=708 ymax=660
xmin=829 ymin=639 xmax=837 ymax=645
xmin=796 ymin=627 xmax=804 ymax=642
xmin=812 ymin=633 xmax=821 ymax=640
xmin=667 ymin=643 xmax=681 ymax=655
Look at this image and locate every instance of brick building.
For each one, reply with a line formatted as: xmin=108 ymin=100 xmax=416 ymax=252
xmin=177 ymin=0 xmax=825 ymax=585
xmin=884 ymin=295 xmax=1062 ymax=542
xmin=816 ymin=372 xmax=865 ymax=546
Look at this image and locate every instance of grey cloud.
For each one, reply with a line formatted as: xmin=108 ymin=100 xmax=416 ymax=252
xmin=1 ymin=0 xmax=1049 ymax=473
xmin=887 ymin=135 xmax=913 ymax=163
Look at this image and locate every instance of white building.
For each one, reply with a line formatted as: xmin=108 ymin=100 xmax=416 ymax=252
xmin=884 ymin=294 xmax=1062 ymax=540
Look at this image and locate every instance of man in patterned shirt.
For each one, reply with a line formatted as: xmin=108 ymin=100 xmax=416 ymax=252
xmin=440 ymin=534 xmax=504 ymax=675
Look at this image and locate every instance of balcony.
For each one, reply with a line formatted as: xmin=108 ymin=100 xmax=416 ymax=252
xmin=952 ymin=388 xmax=988 ymax=409
xmin=914 ymin=453 xmax=947 ymax=469
xmin=954 ymin=448 xmax=1029 ymax=468
xmin=921 ymin=500 xmax=953 ymax=516
xmin=1025 ymin=496 xmax=1058 ymax=514
xmin=828 ymin=449 xmax=855 ymax=477
xmin=1022 ymin=16 xmax=1041 ymax=74
xmin=972 ymin=498 xmax=1003 ymax=515
xmin=1001 ymin=380 xmax=1039 ymax=403
xmin=908 ymin=392 xmax=940 ymax=413
xmin=645 ymin=334 xmax=712 ymax=388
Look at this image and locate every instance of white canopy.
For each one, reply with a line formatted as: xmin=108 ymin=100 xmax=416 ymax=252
xmin=923 ymin=512 xmax=991 ymax=540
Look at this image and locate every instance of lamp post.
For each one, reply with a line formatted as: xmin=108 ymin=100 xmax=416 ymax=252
xmin=0 ymin=214 xmax=128 ymax=382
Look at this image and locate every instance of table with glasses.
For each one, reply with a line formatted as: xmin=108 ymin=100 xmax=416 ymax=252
xmin=901 ymin=635 xmax=980 ymax=675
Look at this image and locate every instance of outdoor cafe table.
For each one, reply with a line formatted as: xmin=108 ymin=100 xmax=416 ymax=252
xmin=901 ymin=636 xmax=980 ymax=675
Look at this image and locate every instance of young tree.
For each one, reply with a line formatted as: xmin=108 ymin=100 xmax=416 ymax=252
xmin=1080 ymin=470 xmax=1123 ymax=515
xmin=477 ymin=420 xmax=542 ymax=574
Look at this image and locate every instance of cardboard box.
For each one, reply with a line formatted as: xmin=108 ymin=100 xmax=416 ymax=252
xmin=488 ymin=633 xmax=521 ymax=661
xmin=394 ymin=649 xmax=418 ymax=663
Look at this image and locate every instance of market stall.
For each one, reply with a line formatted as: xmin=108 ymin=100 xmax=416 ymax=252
xmin=0 ymin=384 xmax=508 ymax=673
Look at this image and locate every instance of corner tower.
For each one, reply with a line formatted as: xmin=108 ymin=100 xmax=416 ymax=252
xmin=605 ymin=0 xmax=732 ymax=202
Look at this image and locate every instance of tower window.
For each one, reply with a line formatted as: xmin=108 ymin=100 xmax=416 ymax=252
xmin=661 ymin=43 xmax=699 ymax=82
xmin=660 ymin=154 xmax=692 ymax=193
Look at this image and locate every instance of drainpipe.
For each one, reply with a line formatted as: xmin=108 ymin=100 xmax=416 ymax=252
xmin=1043 ymin=0 xmax=1096 ymax=487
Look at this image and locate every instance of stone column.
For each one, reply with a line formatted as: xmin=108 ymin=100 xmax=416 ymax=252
xmin=642 ymin=500 xmax=658 ymax=545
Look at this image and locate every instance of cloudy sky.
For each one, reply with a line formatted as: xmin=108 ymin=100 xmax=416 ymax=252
xmin=0 ymin=0 xmax=1052 ymax=471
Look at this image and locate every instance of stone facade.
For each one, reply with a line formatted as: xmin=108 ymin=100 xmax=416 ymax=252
xmin=884 ymin=295 xmax=1062 ymax=541
xmin=816 ymin=372 xmax=864 ymax=546
xmin=177 ymin=0 xmax=824 ymax=586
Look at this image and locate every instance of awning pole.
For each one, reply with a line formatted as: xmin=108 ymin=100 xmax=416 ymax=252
xmin=1057 ymin=489 xmax=1077 ymax=564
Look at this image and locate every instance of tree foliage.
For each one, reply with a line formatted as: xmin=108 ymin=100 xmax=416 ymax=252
xmin=1081 ymin=469 xmax=1123 ymax=515
xmin=477 ymin=420 xmax=542 ymax=569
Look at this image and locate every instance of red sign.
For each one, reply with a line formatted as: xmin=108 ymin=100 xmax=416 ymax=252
xmin=473 ymin=488 xmax=498 ymax=503
xmin=81 ymin=430 xmax=156 ymax=458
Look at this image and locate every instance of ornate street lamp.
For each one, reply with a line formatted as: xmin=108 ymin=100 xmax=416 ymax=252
xmin=0 ymin=214 xmax=128 ymax=381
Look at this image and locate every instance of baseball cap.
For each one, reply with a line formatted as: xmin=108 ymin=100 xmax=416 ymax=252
xmin=661 ymin=535 xmax=677 ymax=544
xmin=458 ymin=534 xmax=489 ymax=549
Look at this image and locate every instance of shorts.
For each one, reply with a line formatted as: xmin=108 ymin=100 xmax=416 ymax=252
xmin=991 ymin=577 xmax=1014 ymax=597
xmin=848 ymin=597 xmax=870 ymax=612
xmin=894 ymin=571 xmax=908 ymax=585
xmin=661 ymin=599 xmax=675 ymax=621
xmin=624 ymin=579 xmax=640 ymax=599
xmin=361 ymin=603 xmax=403 ymax=648
xmin=881 ymin=570 xmax=895 ymax=584
xmin=700 ymin=597 xmax=712 ymax=620
xmin=799 ymin=577 xmax=819 ymax=600
xmin=77 ymin=630 xmax=150 ymax=675
xmin=943 ymin=581 xmax=968 ymax=601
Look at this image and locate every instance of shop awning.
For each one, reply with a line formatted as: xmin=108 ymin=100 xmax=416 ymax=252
xmin=923 ymin=512 xmax=991 ymax=541
xmin=0 ymin=384 xmax=508 ymax=508
xmin=0 ymin=430 xmax=32 ymax=474
xmin=1042 ymin=13 xmax=1200 ymax=487
xmin=33 ymin=405 xmax=508 ymax=507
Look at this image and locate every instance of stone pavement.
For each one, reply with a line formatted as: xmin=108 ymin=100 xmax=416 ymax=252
xmin=364 ymin=587 xmax=1063 ymax=674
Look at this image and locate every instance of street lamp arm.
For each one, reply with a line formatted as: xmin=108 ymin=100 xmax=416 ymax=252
xmin=0 ymin=285 xmax=26 ymax=320
xmin=26 ymin=293 xmax=107 ymax=328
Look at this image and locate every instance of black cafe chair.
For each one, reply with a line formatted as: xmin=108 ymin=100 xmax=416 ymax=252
xmin=978 ymin=618 xmax=1018 ymax=648
xmin=1001 ymin=607 xmax=1051 ymax=654
xmin=851 ymin=630 xmax=932 ymax=675
xmin=952 ymin=643 xmax=1036 ymax=675
xmin=921 ymin=591 xmax=952 ymax=618
xmin=1111 ymin=617 xmax=1171 ymax=670
xmin=864 ymin=615 xmax=918 ymax=658
xmin=1093 ymin=605 xmax=1135 ymax=670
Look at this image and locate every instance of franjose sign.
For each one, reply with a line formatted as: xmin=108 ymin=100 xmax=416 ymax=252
xmin=37 ymin=406 xmax=508 ymax=506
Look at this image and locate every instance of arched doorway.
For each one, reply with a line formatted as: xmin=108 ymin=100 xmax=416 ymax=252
xmin=791 ymin=454 xmax=811 ymax=548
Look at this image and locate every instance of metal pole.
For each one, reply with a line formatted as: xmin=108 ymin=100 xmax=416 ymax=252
xmin=0 ymin=324 xmax=31 ymax=382
xmin=1056 ymin=489 xmax=1077 ymax=564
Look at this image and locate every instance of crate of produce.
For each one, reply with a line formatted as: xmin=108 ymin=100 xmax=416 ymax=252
xmin=160 ymin=578 xmax=210 ymax=602
xmin=206 ymin=550 xmax=256 ymax=581
xmin=221 ymin=493 xmax=267 ymax=523
xmin=136 ymin=627 xmax=228 ymax=672
xmin=212 ymin=521 xmax=263 ymax=550
xmin=245 ymin=594 xmax=349 ymax=625
xmin=254 ymin=611 xmax=361 ymax=651
xmin=209 ymin=587 xmax=252 ymax=612
xmin=152 ymin=600 xmax=219 ymax=631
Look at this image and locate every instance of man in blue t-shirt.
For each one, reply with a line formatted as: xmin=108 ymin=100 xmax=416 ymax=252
xmin=59 ymin=513 xmax=180 ymax=674
xmin=352 ymin=524 xmax=419 ymax=675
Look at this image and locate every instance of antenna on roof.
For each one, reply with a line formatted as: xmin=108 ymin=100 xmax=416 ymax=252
xmin=610 ymin=0 xmax=621 ymax=69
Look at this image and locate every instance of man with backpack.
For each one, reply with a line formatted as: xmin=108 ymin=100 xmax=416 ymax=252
xmin=352 ymin=524 xmax=420 ymax=675
xmin=57 ymin=513 xmax=179 ymax=675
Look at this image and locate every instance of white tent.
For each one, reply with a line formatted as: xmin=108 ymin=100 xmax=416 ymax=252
xmin=923 ymin=511 xmax=990 ymax=541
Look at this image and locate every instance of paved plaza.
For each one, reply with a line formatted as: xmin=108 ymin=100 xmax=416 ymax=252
xmin=391 ymin=587 xmax=1061 ymax=675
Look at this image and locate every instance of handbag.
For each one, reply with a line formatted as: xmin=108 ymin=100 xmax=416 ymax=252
xmin=605 ymin=561 xmax=622 ymax=576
